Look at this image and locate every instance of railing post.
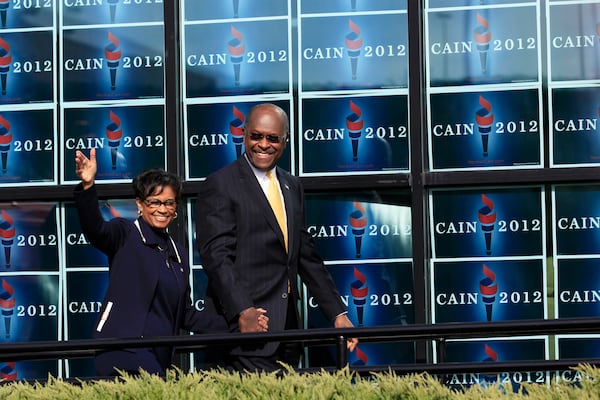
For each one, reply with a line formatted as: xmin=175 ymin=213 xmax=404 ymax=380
xmin=437 ymin=337 xmax=446 ymax=363
xmin=336 ymin=335 xmax=348 ymax=370
xmin=435 ymin=337 xmax=447 ymax=385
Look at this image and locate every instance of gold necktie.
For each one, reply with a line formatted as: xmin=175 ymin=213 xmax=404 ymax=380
xmin=266 ymin=170 xmax=288 ymax=252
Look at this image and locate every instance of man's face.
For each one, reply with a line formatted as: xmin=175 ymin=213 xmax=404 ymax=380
xmin=243 ymin=107 xmax=287 ymax=171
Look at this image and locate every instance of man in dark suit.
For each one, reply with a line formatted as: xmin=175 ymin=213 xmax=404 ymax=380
xmin=196 ymin=103 xmax=357 ymax=372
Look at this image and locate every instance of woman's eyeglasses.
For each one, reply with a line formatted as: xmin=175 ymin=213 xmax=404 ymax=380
xmin=144 ymin=199 xmax=177 ymax=209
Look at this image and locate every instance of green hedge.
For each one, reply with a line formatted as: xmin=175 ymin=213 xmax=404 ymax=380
xmin=0 ymin=364 xmax=597 ymax=399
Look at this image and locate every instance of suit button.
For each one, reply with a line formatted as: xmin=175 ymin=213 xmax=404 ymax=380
xmin=281 ymin=293 xmax=288 ymax=299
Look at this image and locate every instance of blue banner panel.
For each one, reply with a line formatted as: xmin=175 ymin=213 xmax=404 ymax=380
xmin=306 ymin=262 xmax=414 ymax=367
xmin=308 ymin=341 xmax=415 ymax=368
xmin=63 ymin=104 xmax=166 ymax=183
xmin=0 ymin=274 xmax=58 ymax=342
xmin=549 ymin=2 xmax=600 ymax=82
xmin=300 ymin=95 xmax=409 ymax=175
xmin=307 ymin=262 xmax=414 ymax=328
xmin=185 ymin=99 xmax=292 ymax=180
xmin=430 ymin=89 xmax=541 ymax=170
xmin=301 ymin=0 xmax=406 ymax=14
xmin=442 ymin=338 xmax=547 ymax=392
xmin=63 ymin=0 xmax=163 ymax=26
xmin=0 ymin=359 xmax=57 ymax=382
xmin=427 ymin=6 xmax=539 ymax=86
xmin=191 ymin=268 xmax=209 ymax=313
xmin=556 ymin=259 xmax=600 ymax=318
xmin=184 ymin=0 xmax=288 ymax=20
xmin=300 ymin=13 xmax=408 ymax=91
xmin=305 ymin=191 xmax=412 ymax=261
xmin=184 ymin=20 xmax=290 ymax=98
xmin=551 ymin=87 xmax=600 ymax=166
xmin=65 ymin=270 xmax=108 ymax=378
xmin=0 ymin=109 xmax=55 ymax=185
xmin=62 ymin=26 xmax=164 ymax=101
xmin=557 ymin=336 xmax=600 ymax=359
xmin=0 ymin=31 xmax=54 ymax=104
xmin=0 ymin=202 xmax=58 ymax=272
xmin=431 ymin=187 xmax=544 ymax=258
xmin=0 ymin=0 xmax=54 ymax=29
xmin=554 ymin=185 xmax=600 ymax=256
xmin=428 ymin=0 xmax=534 ymax=7
xmin=65 ymin=271 xmax=108 ymax=340
xmin=432 ymin=259 xmax=545 ymax=323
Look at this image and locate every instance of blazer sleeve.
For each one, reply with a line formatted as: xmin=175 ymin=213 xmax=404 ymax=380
xmin=195 ymin=176 xmax=254 ymax=322
xmin=73 ymin=183 xmax=128 ymax=257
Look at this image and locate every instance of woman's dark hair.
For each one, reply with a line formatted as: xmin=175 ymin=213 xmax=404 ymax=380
xmin=132 ymin=168 xmax=182 ymax=201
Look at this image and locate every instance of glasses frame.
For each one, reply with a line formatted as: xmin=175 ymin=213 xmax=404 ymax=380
xmin=246 ymin=132 xmax=286 ymax=144
xmin=144 ymin=199 xmax=177 ymax=210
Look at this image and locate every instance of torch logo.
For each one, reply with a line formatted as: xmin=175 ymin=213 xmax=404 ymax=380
xmin=0 ymin=0 xmax=9 ymax=28
xmin=473 ymin=13 xmax=491 ymax=73
xmin=0 ymin=279 xmax=15 ymax=338
xmin=230 ymin=105 xmax=245 ymax=158
xmin=346 ymin=100 xmax=364 ymax=162
xmin=345 ymin=19 xmax=363 ymax=80
xmin=228 ymin=26 xmax=245 ymax=87
xmin=475 ymin=95 xmax=494 ymax=157
xmin=0 ymin=113 xmax=11 ymax=173
xmin=350 ymin=267 xmax=368 ymax=326
xmin=351 ymin=346 xmax=368 ymax=366
xmin=482 ymin=343 xmax=499 ymax=383
xmin=104 ymin=202 xmax=122 ymax=218
xmin=479 ymin=264 xmax=497 ymax=322
xmin=0 ymin=36 xmax=11 ymax=95
xmin=0 ymin=210 xmax=14 ymax=269
xmin=349 ymin=201 xmax=368 ymax=258
xmin=108 ymin=0 xmax=118 ymax=24
xmin=478 ymin=194 xmax=496 ymax=256
xmin=105 ymin=31 xmax=122 ymax=91
xmin=106 ymin=110 xmax=122 ymax=170
xmin=0 ymin=362 xmax=16 ymax=381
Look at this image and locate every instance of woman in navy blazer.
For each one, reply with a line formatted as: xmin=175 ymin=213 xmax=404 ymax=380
xmin=74 ymin=148 xmax=267 ymax=376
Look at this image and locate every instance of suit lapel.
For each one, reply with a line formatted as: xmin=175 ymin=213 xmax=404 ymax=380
xmin=237 ymin=158 xmax=287 ymax=250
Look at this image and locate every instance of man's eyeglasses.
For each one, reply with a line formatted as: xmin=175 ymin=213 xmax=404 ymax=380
xmin=144 ymin=199 xmax=177 ymax=209
xmin=247 ymin=132 xmax=285 ymax=144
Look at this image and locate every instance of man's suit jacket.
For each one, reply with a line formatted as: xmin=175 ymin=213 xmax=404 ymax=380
xmin=196 ymin=157 xmax=346 ymax=356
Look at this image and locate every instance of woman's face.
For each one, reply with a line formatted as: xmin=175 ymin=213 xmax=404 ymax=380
xmin=135 ymin=186 xmax=177 ymax=231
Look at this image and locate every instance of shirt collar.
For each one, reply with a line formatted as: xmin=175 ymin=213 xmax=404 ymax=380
xmin=243 ymin=153 xmax=276 ymax=182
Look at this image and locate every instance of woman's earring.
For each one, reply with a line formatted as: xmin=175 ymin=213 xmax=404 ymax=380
xmin=173 ymin=212 xmax=178 ymax=220
xmin=137 ymin=209 xmax=142 ymax=216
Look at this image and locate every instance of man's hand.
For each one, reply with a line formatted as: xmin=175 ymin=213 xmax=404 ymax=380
xmin=238 ymin=307 xmax=269 ymax=332
xmin=334 ymin=314 xmax=358 ymax=352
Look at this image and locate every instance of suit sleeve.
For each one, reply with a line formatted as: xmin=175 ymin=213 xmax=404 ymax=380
xmin=195 ymin=176 xmax=254 ymax=323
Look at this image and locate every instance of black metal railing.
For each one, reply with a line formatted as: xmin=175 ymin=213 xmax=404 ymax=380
xmin=0 ymin=317 xmax=599 ymax=378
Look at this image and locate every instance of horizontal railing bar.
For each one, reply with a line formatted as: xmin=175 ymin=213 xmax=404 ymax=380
xmin=0 ymin=317 xmax=598 ymax=363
